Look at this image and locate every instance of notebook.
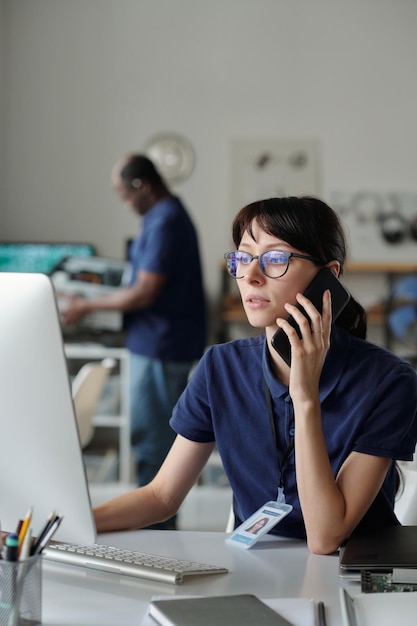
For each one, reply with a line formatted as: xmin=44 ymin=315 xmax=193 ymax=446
xmin=142 ymin=597 xmax=315 ymax=626
xmin=340 ymin=587 xmax=417 ymax=626
xmin=339 ymin=526 xmax=417 ymax=574
xmin=148 ymin=595 xmax=297 ymax=626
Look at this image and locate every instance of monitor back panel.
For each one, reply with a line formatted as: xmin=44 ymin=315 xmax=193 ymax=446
xmin=0 ymin=273 xmax=96 ymax=544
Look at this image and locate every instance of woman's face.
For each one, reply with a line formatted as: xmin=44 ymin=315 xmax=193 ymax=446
xmin=236 ymin=220 xmax=320 ymax=335
xmin=251 ymin=519 xmax=266 ymax=531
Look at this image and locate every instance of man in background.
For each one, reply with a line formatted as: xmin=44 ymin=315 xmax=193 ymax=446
xmin=61 ymin=154 xmax=206 ymax=529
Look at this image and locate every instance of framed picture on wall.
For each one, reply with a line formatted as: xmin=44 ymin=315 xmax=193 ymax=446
xmin=229 ymin=138 xmax=321 ymax=217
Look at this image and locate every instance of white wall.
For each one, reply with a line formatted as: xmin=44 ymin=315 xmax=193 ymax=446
xmin=2 ymin=0 xmax=417 ymax=338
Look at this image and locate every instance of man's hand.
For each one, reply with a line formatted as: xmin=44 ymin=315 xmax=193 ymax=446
xmin=59 ymin=294 xmax=89 ymax=326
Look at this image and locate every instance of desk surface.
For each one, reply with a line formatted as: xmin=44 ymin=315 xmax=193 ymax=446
xmin=41 ymin=529 xmax=356 ymax=625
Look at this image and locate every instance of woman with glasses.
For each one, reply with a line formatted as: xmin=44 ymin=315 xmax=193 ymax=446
xmin=94 ymin=196 xmax=417 ymax=554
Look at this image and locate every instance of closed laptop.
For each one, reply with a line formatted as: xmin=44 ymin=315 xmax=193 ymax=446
xmin=340 ymin=525 xmax=417 ymax=572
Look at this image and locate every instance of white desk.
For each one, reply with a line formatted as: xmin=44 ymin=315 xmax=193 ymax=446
xmin=41 ymin=530 xmax=356 ymax=625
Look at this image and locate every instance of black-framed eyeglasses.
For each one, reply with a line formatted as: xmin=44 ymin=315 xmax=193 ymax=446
xmin=224 ymin=249 xmax=321 ymax=279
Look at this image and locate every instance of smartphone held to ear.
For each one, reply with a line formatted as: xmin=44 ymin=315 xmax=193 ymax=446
xmin=271 ymin=267 xmax=351 ymax=366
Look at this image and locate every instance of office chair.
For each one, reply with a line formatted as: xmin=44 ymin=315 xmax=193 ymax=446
xmin=394 ymin=433 xmax=417 ymax=524
xmin=72 ymin=357 xmax=116 ymax=449
xmin=395 ymin=462 xmax=417 ymax=525
xmin=226 ymin=504 xmax=235 ymax=533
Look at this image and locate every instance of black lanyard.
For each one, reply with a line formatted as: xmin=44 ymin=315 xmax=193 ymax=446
xmin=263 ymin=378 xmax=294 ymax=492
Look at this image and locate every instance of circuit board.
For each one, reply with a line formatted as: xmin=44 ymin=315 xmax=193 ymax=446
xmin=361 ymin=570 xmax=417 ymax=593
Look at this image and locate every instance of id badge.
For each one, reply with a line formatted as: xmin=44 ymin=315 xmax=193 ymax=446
xmin=226 ymin=501 xmax=293 ymax=549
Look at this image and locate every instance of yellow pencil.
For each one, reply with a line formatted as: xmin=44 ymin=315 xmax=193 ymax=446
xmin=18 ymin=506 xmax=33 ymax=557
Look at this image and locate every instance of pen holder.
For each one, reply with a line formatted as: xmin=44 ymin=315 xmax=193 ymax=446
xmin=0 ymin=554 xmax=42 ymax=626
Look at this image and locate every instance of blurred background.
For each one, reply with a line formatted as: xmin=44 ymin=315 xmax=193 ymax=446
xmin=2 ymin=0 xmax=417 ymax=529
xmin=2 ymin=0 xmax=417 ymax=342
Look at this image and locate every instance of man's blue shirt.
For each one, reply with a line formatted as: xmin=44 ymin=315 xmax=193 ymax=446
xmin=124 ymin=196 xmax=206 ymax=361
xmin=170 ymin=327 xmax=417 ymax=539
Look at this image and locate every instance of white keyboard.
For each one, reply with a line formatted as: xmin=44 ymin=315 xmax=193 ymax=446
xmin=43 ymin=542 xmax=229 ymax=585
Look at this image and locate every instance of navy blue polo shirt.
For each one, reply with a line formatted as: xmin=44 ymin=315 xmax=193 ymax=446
xmin=124 ymin=196 xmax=206 ymax=362
xmin=170 ymin=327 xmax=417 ymax=540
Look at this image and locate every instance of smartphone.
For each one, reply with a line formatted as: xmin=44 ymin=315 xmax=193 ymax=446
xmin=271 ymin=267 xmax=351 ymax=366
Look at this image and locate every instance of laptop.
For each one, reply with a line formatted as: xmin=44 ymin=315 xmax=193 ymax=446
xmin=339 ymin=525 xmax=417 ymax=577
xmin=0 ymin=272 xmax=97 ymax=544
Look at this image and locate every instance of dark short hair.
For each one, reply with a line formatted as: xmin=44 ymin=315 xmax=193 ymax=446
xmin=119 ymin=155 xmax=164 ymax=188
xmin=232 ymin=196 xmax=367 ymax=338
xmin=232 ymin=196 xmax=347 ymax=274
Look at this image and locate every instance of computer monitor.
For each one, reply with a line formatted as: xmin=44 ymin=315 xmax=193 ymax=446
xmin=0 ymin=241 xmax=95 ymax=274
xmin=0 ymin=273 xmax=97 ymax=544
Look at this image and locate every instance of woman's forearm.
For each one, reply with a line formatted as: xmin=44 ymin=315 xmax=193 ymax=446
xmin=93 ymin=482 xmax=177 ymax=533
xmin=294 ymin=400 xmax=391 ymax=554
xmin=294 ymin=403 xmax=348 ymax=554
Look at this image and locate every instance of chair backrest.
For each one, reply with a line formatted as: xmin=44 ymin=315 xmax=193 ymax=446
xmin=71 ymin=358 xmax=116 ymax=448
xmin=225 ymin=504 xmax=235 ymax=533
xmin=395 ymin=465 xmax=417 ymax=525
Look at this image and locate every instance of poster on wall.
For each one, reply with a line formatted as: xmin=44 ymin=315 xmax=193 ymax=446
xmin=229 ymin=139 xmax=321 ymax=217
xmin=330 ymin=191 xmax=417 ymax=264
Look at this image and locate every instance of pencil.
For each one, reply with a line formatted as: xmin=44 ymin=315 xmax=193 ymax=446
xmin=19 ymin=528 xmax=33 ymax=561
xmin=17 ymin=507 xmax=32 ymax=558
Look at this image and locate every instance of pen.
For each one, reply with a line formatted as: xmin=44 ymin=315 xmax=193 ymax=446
xmin=15 ymin=519 xmax=23 ymax=535
xmin=33 ymin=515 xmax=63 ymax=555
xmin=318 ymin=601 xmax=327 ymax=626
xmin=5 ymin=533 xmax=19 ymax=562
xmin=31 ymin=510 xmax=56 ymax=555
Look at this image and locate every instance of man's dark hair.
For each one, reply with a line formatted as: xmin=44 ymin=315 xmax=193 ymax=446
xmin=119 ymin=155 xmax=164 ymax=188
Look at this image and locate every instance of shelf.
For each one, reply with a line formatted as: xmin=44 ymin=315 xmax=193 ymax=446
xmin=65 ymin=343 xmax=131 ymax=486
xmin=346 ymin=261 xmax=417 ymax=273
xmin=218 ymin=259 xmax=417 ymax=350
